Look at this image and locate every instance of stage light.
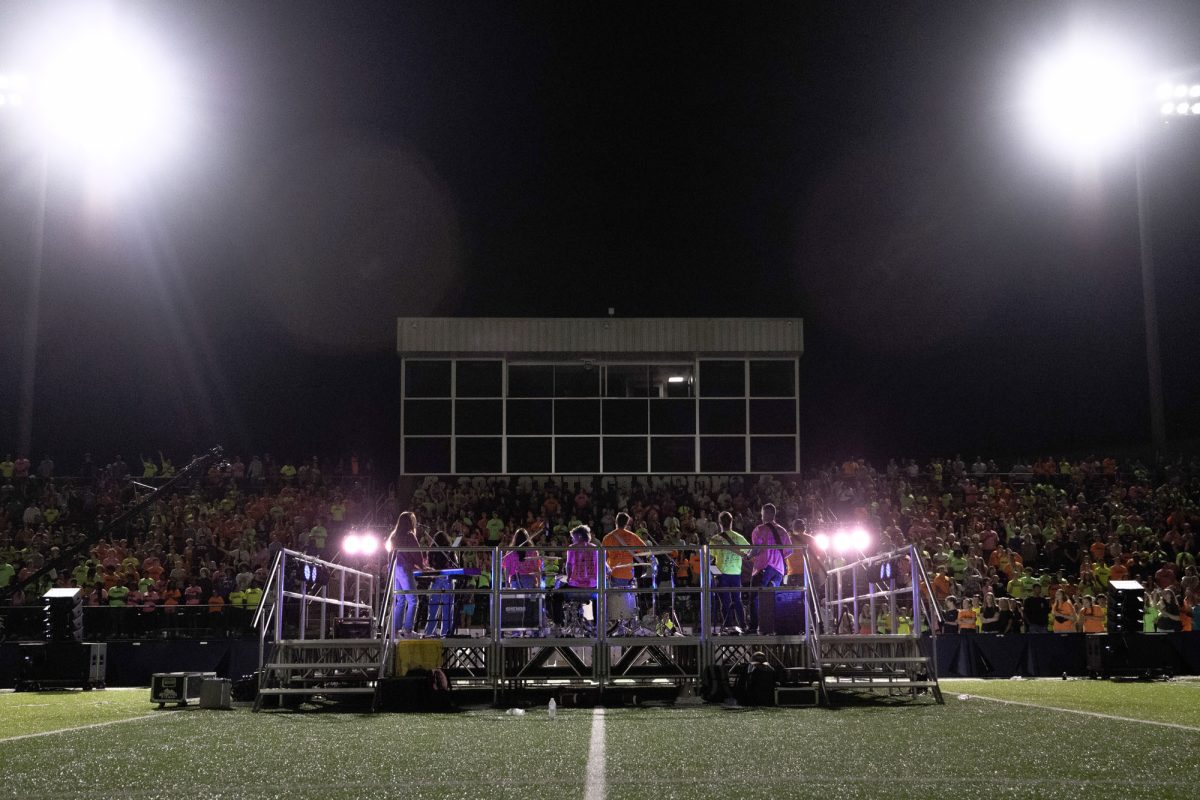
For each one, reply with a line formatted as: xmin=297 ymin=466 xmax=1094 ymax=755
xmin=849 ymin=527 xmax=870 ymax=552
xmin=343 ymin=532 xmax=362 ymax=555
xmin=1162 ymin=102 xmax=1176 ymax=115
xmin=359 ymin=534 xmax=380 ymax=555
xmin=1192 ymin=85 xmax=1200 ymax=98
xmin=1175 ymin=84 xmax=1189 ymax=98
xmin=832 ymin=530 xmax=850 ymax=553
xmin=814 ymin=533 xmax=830 ymax=551
xmin=1177 ymin=102 xmax=1190 ymax=115
xmin=1191 ymin=103 xmax=1200 ymax=115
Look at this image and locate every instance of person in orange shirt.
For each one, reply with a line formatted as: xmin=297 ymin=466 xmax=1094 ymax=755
xmin=1108 ymin=560 xmax=1129 ymax=583
xmin=1079 ymin=595 xmax=1106 ymax=633
xmin=931 ymin=566 xmax=954 ymax=606
xmin=602 ymin=512 xmax=646 ymax=630
xmin=1051 ymin=589 xmax=1076 ymax=633
xmin=957 ymin=597 xmax=979 ymax=634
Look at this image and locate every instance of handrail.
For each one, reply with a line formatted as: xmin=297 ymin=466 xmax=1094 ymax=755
xmin=911 ymin=543 xmax=945 ymax=631
xmin=251 ymin=549 xmax=284 ymax=630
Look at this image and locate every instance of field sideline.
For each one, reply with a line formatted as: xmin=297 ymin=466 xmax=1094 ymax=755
xmin=2 ymin=680 xmax=1198 ymax=800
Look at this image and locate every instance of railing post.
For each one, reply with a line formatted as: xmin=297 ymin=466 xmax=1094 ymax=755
xmin=698 ymin=543 xmax=709 ymax=642
xmin=910 ymin=545 xmax=921 ymax=637
xmin=275 ymin=550 xmax=286 ymax=643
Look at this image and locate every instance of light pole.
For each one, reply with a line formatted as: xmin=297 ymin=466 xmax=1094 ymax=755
xmin=0 ymin=9 xmax=187 ymax=457
xmin=1023 ymin=37 xmax=1185 ymax=456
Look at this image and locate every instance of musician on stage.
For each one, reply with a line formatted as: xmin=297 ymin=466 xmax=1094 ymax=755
xmin=386 ymin=511 xmax=428 ymax=637
xmin=602 ymin=513 xmax=645 ymax=629
xmin=550 ymin=524 xmax=601 ymax=630
xmin=747 ymin=503 xmax=792 ymax=635
xmin=501 ymin=528 xmax=543 ymax=589
xmin=422 ymin=530 xmax=457 ymax=638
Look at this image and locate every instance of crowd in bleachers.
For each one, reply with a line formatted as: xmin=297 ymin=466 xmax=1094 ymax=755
xmin=406 ymin=455 xmax=1200 ymax=634
xmin=0 ymin=452 xmax=386 ymax=636
xmin=2 ymin=451 xmax=1198 ymax=637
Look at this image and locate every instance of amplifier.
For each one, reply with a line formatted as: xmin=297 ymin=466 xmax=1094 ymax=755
xmin=757 ymin=591 xmax=807 ymax=636
xmin=501 ymin=595 xmax=541 ymax=629
xmin=151 ymin=672 xmax=216 ymax=707
xmin=334 ymin=617 xmax=374 ymax=638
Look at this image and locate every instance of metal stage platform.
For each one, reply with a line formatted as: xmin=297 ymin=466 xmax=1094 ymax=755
xmin=252 ymin=543 xmax=944 ymax=708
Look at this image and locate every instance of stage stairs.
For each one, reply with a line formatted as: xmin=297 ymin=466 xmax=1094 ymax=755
xmin=814 ymin=633 xmax=942 ymax=703
xmin=254 ymin=638 xmax=387 ymax=709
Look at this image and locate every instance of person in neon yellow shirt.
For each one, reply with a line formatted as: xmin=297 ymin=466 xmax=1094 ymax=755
xmin=709 ymin=511 xmax=750 ymax=633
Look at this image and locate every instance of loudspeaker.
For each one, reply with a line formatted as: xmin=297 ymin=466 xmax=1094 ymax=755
xmin=1108 ymin=580 xmax=1144 ymax=634
xmin=43 ymin=588 xmax=83 ymax=641
xmin=757 ymin=590 xmax=806 ymax=635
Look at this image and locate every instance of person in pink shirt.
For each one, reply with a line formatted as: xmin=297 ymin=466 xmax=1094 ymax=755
xmin=748 ymin=503 xmax=792 ymax=634
xmin=551 ymin=525 xmax=600 ymax=630
xmin=501 ymin=528 xmax=543 ymax=589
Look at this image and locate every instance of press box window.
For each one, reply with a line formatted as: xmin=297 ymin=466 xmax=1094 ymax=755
xmin=455 ymin=361 xmax=502 ymax=397
xmin=404 ymin=361 xmax=451 ymax=398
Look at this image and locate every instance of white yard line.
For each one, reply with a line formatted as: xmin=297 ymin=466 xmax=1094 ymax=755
xmin=0 ymin=711 xmax=180 ymax=744
xmin=961 ymin=693 xmax=1200 ymax=733
xmin=584 ymin=707 xmax=606 ymax=800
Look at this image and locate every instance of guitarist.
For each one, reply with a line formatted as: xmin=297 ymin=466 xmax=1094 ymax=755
xmin=748 ymin=504 xmax=792 ymax=635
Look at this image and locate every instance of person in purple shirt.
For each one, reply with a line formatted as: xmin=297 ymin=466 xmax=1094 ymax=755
xmin=386 ymin=511 xmax=428 ymax=637
xmin=748 ymin=503 xmax=792 ymax=634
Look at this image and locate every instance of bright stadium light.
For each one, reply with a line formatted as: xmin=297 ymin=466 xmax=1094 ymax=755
xmin=1022 ymin=34 xmax=1142 ymax=162
xmin=667 ymin=376 xmax=686 ymax=383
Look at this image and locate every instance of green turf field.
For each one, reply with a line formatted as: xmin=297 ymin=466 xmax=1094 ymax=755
xmin=2 ymin=681 xmax=1198 ymax=800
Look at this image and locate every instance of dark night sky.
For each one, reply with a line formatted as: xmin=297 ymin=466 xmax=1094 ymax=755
xmin=1 ymin=0 xmax=1198 ymax=474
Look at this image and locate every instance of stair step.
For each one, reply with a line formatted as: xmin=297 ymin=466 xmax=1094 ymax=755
xmin=258 ymin=687 xmax=376 ymax=695
xmin=266 ymin=663 xmax=382 ymax=670
xmin=816 ymin=662 xmax=926 ymax=666
xmin=818 ymin=634 xmax=918 ymax=643
xmin=823 ymin=680 xmax=939 ymax=688
xmin=276 ymin=638 xmax=381 ymax=647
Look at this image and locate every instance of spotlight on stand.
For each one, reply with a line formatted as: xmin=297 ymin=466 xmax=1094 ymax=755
xmin=342 ymin=530 xmax=380 ymax=557
xmin=813 ymin=532 xmax=830 ymax=552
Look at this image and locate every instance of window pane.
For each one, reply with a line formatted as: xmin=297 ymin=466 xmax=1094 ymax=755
xmin=507 ymin=437 xmax=551 ymax=474
xmin=749 ymin=399 xmax=797 ymax=434
xmin=555 ymin=365 xmax=600 ymax=397
xmin=699 ymin=360 xmax=745 ymax=397
xmin=650 ymin=399 xmax=695 ymax=435
xmin=650 ymin=365 xmax=694 ymax=398
xmin=700 ymin=399 xmax=745 ymax=435
xmin=403 ymin=400 xmax=451 ymax=435
xmin=556 ymin=437 xmax=599 ymax=473
xmin=603 ymin=399 xmax=648 ymax=434
xmin=651 ymin=437 xmax=694 ymax=472
xmin=456 ymin=360 xmax=502 ymax=397
xmin=554 ymin=400 xmax=601 ymax=435
xmin=404 ymin=437 xmax=450 ymax=473
xmin=750 ymin=360 xmax=796 ymax=397
xmin=606 ymin=365 xmax=650 ymax=398
xmin=603 ymin=437 xmax=647 ymax=473
xmin=751 ymin=437 xmax=796 ymax=473
xmin=508 ymin=365 xmax=554 ymax=397
xmin=404 ymin=361 xmax=451 ymax=397
xmin=507 ymin=400 xmax=552 ymax=435
xmin=456 ymin=437 xmax=502 ymax=473
xmin=456 ymin=400 xmax=502 ymax=435
xmin=701 ymin=437 xmax=745 ymax=472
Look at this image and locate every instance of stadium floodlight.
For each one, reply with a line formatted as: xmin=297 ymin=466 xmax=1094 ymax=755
xmin=1021 ymin=33 xmax=1169 ymax=455
xmin=1022 ymin=34 xmax=1142 ymax=162
xmin=667 ymin=376 xmax=686 ymax=383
